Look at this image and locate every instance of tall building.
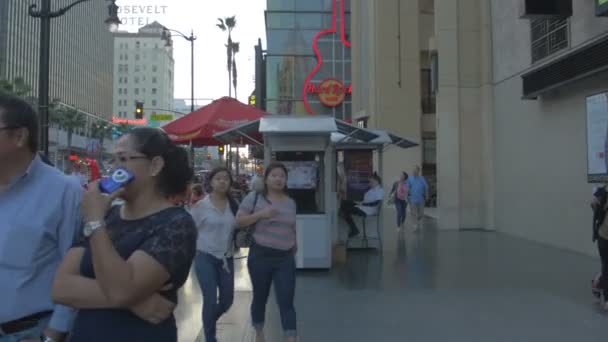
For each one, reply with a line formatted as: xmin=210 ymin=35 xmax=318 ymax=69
xmin=352 ymin=0 xmax=608 ymax=256
xmin=350 ymin=0 xmax=436 ymax=203
xmin=113 ymin=22 xmax=174 ymax=122
xmin=263 ymin=0 xmax=352 ymax=119
xmin=0 ymin=0 xmax=114 ymax=118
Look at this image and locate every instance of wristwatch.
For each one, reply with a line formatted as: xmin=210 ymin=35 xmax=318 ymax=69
xmin=40 ymin=335 xmax=56 ymax=342
xmin=83 ymin=220 xmax=105 ymax=238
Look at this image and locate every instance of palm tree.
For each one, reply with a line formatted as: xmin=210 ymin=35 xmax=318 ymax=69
xmin=90 ymin=122 xmax=113 ymax=157
xmin=56 ymin=106 xmax=86 ymax=157
xmin=231 ymin=41 xmax=240 ymax=99
xmin=216 ymin=16 xmax=237 ymax=97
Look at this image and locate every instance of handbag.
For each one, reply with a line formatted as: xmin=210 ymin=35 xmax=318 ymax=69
xmin=234 ymin=192 xmax=259 ymax=248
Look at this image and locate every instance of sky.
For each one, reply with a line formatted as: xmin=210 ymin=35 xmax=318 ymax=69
xmin=115 ymin=0 xmax=267 ymax=106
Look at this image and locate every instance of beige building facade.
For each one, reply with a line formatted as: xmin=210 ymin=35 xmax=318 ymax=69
xmin=351 ymin=0 xmax=437 ymax=202
xmin=113 ymin=22 xmax=174 ymax=121
xmin=352 ymin=0 xmax=608 ymax=256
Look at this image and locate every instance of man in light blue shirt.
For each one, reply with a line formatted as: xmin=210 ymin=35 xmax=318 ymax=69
xmin=0 ymin=95 xmax=82 ymax=342
xmin=407 ymin=166 xmax=429 ymax=231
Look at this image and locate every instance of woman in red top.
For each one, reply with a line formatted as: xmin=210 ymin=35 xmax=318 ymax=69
xmin=390 ymin=172 xmax=409 ymax=228
xmin=189 ymin=183 xmax=205 ymax=207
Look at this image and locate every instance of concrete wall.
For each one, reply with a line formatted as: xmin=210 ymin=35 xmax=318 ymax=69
xmin=490 ymin=0 xmax=608 ymax=256
xmin=352 ymin=0 xmax=423 ymax=189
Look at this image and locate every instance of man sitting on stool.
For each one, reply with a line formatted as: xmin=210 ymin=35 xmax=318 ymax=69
xmin=340 ymin=173 xmax=385 ymax=238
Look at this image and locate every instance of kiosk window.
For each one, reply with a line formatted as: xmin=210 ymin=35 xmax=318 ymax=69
xmin=276 ymin=151 xmax=324 ymax=214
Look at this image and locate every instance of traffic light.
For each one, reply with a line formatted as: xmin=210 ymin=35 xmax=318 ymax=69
xmin=134 ymin=101 xmax=144 ymax=119
xmin=248 ymin=95 xmax=256 ymax=106
xmin=207 ymin=154 xmax=211 ymax=160
xmin=218 ymin=145 xmax=224 ymax=153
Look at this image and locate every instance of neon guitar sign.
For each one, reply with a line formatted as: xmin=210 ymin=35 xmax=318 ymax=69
xmin=303 ymin=0 xmax=351 ymax=114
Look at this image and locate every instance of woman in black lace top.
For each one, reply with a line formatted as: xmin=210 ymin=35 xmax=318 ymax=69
xmin=52 ymin=128 xmax=197 ymax=342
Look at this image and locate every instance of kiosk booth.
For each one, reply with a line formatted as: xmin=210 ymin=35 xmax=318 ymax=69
xmin=214 ymin=116 xmax=417 ymax=269
xmin=331 ymin=130 xmax=419 ymax=248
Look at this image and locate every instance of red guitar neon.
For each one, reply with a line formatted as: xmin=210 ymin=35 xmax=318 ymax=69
xmin=303 ymin=0 xmax=351 ymax=115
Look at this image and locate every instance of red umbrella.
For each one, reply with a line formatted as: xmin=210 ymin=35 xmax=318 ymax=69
xmin=162 ymin=97 xmax=267 ymax=146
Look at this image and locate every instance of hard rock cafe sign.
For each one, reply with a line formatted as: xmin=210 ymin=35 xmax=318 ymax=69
xmin=303 ymin=0 xmax=351 ymax=114
xmin=306 ymin=79 xmax=352 ymax=107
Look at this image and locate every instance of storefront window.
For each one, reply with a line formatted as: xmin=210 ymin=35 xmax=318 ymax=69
xmin=295 ymin=13 xmax=324 ymax=29
xmin=266 ymin=56 xmax=294 ymax=100
xmin=266 ymin=29 xmax=318 ymax=55
xmin=295 ymin=0 xmax=325 ymax=11
xmin=268 ymin=0 xmax=294 ymax=11
xmin=267 ymin=12 xmax=295 ymax=29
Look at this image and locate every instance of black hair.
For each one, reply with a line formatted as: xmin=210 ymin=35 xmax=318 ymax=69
xmin=401 ymin=171 xmax=409 ymax=180
xmin=127 ymin=127 xmax=193 ymax=196
xmin=370 ymin=172 xmax=382 ymax=185
xmin=0 ymin=94 xmax=38 ymax=153
xmin=263 ymin=162 xmax=289 ymax=195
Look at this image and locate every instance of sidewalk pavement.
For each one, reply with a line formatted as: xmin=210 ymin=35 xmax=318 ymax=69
xmin=176 ymin=209 xmax=607 ymax=341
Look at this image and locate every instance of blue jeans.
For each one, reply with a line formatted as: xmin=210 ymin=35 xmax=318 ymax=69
xmin=0 ymin=316 xmax=49 ymax=342
xmin=395 ymin=199 xmax=407 ymax=226
xmin=247 ymin=251 xmax=297 ymax=337
xmin=193 ymin=252 xmax=234 ymax=342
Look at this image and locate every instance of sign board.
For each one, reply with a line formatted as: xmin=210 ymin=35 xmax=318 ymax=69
xmin=586 ymin=92 xmax=608 ymax=182
xmin=112 ymin=117 xmax=147 ymax=126
xmin=306 ymin=79 xmax=352 ymax=108
xmin=117 ymin=1 xmax=169 ymax=29
xmin=150 ymin=114 xmax=173 ymax=121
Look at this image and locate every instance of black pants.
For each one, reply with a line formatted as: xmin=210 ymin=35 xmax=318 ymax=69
xmin=598 ymin=236 xmax=608 ymax=300
xmin=340 ymin=200 xmax=366 ymax=234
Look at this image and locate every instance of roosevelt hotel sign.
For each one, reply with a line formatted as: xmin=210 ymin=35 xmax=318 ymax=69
xmin=118 ymin=3 xmax=169 ymax=27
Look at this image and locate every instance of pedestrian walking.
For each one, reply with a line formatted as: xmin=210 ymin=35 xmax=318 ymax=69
xmin=592 ymin=184 xmax=608 ymax=309
xmin=190 ymin=167 xmax=239 ymax=342
xmin=0 ymin=94 xmax=83 ymax=342
xmin=390 ymin=172 xmax=409 ymax=229
xmin=52 ymin=127 xmax=197 ymax=342
xmin=407 ymin=166 xmax=429 ymax=231
xmin=236 ymin=162 xmax=299 ymax=342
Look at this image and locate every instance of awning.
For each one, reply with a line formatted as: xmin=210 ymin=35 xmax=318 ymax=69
xmin=331 ymin=129 xmax=418 ymax=149
xmin=162 ymin=97 xmax=267 ymax=146
xmin=214 ymin=119 xmax=263 ymax=146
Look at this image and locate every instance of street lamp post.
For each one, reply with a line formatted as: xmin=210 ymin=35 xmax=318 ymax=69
xmin=162 ymin=28 xmax=197 ymax=166
xmin=29 ymin=0 xmax=120 ymax=157
xmin=161 ymin=28 xmax=197 ymax=114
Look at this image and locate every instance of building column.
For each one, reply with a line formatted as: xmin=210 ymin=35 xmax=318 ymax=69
xmin=435 ymin=0 xmax=494 ymax=230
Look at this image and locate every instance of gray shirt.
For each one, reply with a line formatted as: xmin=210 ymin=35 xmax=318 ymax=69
xmin=0 ymin=155 xmax=82 ymax=331
xmin=238 ymin=192 xmax=297 ymax=251
xmin=190 ymin=196 xmax=236 ymax=259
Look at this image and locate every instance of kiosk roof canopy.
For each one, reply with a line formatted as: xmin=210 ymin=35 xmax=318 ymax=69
xmin=259 ymin=116 xmax=336 ymax=134
xmin=213 ymin=116 xmax=381 ymax=145
xmin=331 ymin=129 xmax=418 ymax=149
